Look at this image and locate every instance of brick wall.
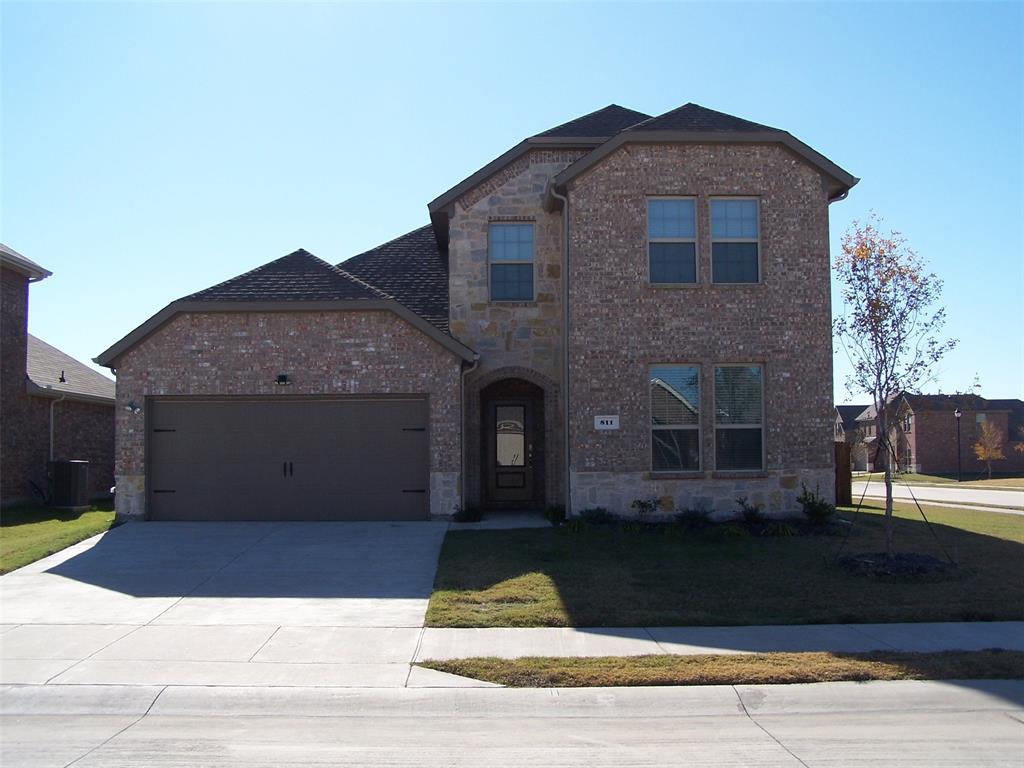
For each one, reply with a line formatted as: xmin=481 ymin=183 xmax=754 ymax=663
xmin=911 ymin=410 xmax=1024 ymax=475
xmin=1 ymin=266 xmax=32 ymax=503
xmin=111 ymin=309 xmax=463 ymax=518
xmin=565 ymin=143 xmax=836 ymax=516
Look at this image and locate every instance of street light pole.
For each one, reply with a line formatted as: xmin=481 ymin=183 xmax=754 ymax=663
xmin=954 ymin=408 xmax=962 ymax=483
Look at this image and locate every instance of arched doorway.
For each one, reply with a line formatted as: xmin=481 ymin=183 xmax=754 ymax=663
xmin=480 ymin=378 xmax=545 ymax=509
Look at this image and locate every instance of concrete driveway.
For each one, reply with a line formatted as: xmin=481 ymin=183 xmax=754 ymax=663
xmin=0 ymin=522 xmax=462 ymax=688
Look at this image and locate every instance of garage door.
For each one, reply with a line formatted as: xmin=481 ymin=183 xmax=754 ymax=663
xmin=148 ymin=398 xmax=429 ymax=521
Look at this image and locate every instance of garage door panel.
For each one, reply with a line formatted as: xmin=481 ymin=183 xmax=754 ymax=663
xmin=149 ymin=398 xmax=429 ymax=521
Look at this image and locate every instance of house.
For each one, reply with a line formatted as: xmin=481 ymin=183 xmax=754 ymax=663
xmin=1 ymin=244 xmax=116 ymax=505
xmin=834 ymin=404 xmax=870 ymax=470
xmin=858 ymin=394 xmax=1024 ymax=476
xmin=95 ymin=102 xmax=858 ymax=521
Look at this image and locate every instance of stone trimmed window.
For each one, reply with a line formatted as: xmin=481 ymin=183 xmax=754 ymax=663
xmin=714 ymin=365 xmax=764 ymax=470
xmin=489 ymin=223 xmax=534 ymax=301
xmin=648 ymin=198 xmax=696 ymax=283
xmin=710 ymin=198 xmax=759 ymax=283
xmin=650 ymin=365 xmax=701 ymax=471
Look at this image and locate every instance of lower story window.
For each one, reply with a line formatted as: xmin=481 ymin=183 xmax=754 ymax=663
xmin=650 ymin=365 xmax=700 ymax=471
xmin=714 ymin=365 xmax=763 ymax=470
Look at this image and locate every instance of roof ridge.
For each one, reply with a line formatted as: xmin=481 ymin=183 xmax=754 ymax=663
xmin=328 ymin=263 xmax=395 ymax=301
xmin=342 ymin=224 xmax=434 ymax=265
xmin=179 ymin=249 xmax=313 ymax=299
xmin=625 ymin=102 xmax=783 ymax=133
xmin=532 ymin=104 xmax=651 ymax=138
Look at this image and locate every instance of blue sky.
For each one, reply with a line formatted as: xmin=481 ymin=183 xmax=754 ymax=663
xmin=3 ymin=1 xmax=1021 ymax=403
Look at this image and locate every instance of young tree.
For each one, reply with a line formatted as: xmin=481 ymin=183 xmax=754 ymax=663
xmin=833 ymin=214 xmax=957 ymax=557
xmin=973 ymin=420 xmax=1005 ymax=479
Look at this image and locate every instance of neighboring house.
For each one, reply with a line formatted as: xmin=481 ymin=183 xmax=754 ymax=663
xmin=1 ymin=245 xmax=115 ymax=505
xmin=854 ymin=394 xmax=1024 ymax=475
xmin=835 ymin=404 xmax=869 ymax=470
xmin=96 ymin=102 xmax=858 ymax=521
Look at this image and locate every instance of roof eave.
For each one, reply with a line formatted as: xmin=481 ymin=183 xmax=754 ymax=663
xmin=547 ymin=130 xmax=858 ymax=206
xmin=26 ymin=380 xmax=115 ymax=406
xmin=94 ymin=299 xmax=476 ymax=368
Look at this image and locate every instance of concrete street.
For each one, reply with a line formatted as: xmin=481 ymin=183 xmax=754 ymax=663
xmin=852 ymin=481 xmax=1024 ymax=513
xmin=1 ymin=680 xmax=1022 ymax=767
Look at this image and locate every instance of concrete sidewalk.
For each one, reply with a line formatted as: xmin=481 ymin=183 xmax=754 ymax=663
xmin=852 ymin=481 xmax=1024 ymax=513
xmin=416 ymin=621 xmax=1024 ymax=661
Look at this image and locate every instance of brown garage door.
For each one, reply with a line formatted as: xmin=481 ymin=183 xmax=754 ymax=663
xmin=148 ymin=397 xmax=428 ymax=521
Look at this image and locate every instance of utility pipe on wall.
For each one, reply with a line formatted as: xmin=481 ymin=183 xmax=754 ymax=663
xmin=460 ymin=354 xmax=480 ymax=511
xmin=49 ymin=392 xmax=66 ymax=462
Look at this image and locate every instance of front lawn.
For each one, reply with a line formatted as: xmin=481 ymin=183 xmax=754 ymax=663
xmin=421 ymin=650 xmax=1024 ymax=687
xmin=0 ymin=502 xmax=116 ymax=574
xmin=426 ymin=503 xmax=1024 ymax=627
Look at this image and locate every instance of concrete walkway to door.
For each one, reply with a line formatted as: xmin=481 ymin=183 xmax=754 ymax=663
xmin=0 ymin=522 xmax=485 ymax=689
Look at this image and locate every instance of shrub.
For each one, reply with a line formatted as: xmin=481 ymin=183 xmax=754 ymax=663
xmin=674 ymin=508 xmax=712 ymax=531
xmin=578 ymin=507 xmax=617 ymax=525
xmin=762 ymin=520 xmax=798 ymax=537
xmin=544 ymin=504 xmax=566 ymax=527
xmin=736 ymin=496 xmax=765 ymax=525
xmin=631 ymin=498 xmax=661 ymax=521
xmin=797 ymin=484 xmax=836 ymax=525
xmin=452 ymin=504 xmax=483 ymax=523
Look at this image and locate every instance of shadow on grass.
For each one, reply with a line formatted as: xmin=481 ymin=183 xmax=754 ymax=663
xmin=428 ymin=505 xmax=1024 ymax=629
xmin=1 ymin=500 xmax=115 ymax=529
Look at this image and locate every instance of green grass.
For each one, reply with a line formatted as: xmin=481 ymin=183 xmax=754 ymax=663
xmin=857 ymin=472 xmax=1024 ymax=488
xmin=0 ymin=502 xmax=116 ymax=574
xmin=421 ymin=650 xmax=1024 ymax=688
xmin=426 ymin=502 xmax=1024 ymax=627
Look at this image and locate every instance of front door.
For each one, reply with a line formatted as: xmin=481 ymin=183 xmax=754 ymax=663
xmin=485 ymin=399 xmax=536 ymax=506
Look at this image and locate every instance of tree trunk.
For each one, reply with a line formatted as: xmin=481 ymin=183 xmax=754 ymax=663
xmin=879 ymin=407 xmax=894 ymax=558
xmin=987 ymin=461 xmax=992 ymax=480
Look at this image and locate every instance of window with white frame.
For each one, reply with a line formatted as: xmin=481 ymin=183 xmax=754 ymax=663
xmin=714 ymin=365 xmax=764 ymax=470
xmin=710 ymin=199 xmax=759 ymax=283
xmin=648 ymin=198 xmax=696 ymax=283
xmin=489 ymin=223 xmax=534 ymax=301
xmin=650 ymin=365 xmax=700 ymax=471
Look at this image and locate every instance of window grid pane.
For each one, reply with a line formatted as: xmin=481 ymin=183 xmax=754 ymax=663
xmin=714 ymin=366 xmax=762 ymax=425
xmin=653 ymin=429 xmax=700 ymax=471
xmin=648 ymin=199 xmax=695 ymax=239
xmin=490 ymin=224 xmax=534 ymax=262
xmin=651 ymin=365 xmax=700 ymax=471
xmin=711 ymin=200 xmax=758 ymax=239
xmin=490 ymin=263 xmax=533 ymax=301
xmin=712 ymin=243 xmax=759 ymax=283
xmin=715 ymin=428 xmax=763 ymax=471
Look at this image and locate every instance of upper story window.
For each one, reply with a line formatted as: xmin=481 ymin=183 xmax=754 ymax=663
xmin=648 ymin=198 xmax=696 ymax=283
xmin=489 ymin=223 xmax=534 ymax=301
xmin=650 ymin=365 xmax=701 ymax=471
xmin=711 ymin=199 xmax=759 ymax=283
xmin=714 ymin=365 xmax=764 ymax=470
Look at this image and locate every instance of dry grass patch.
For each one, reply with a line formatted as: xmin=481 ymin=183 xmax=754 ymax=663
xmin=421 ymin=650 xmax=1024 ymax=688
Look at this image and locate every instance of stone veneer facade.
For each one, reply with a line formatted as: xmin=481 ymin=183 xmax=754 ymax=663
xmin=112 ymin=310 xmax=463 ymax=519
xmin=448 ymin=149 xmax=586 ymax=508
xmin=564 ymin=144 xmax=836 ymax=517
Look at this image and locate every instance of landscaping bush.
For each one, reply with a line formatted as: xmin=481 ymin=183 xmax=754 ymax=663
xmin=631 ymin=497 xmax=661 ymax=521
xmin=674 ymin=508 xmax=712 ymax=531
xmin=797 ymin=484 xmax=836 ymax=525
xmin=544 ymin=504 xmax=566 ymax=527
xmin=452 ymin=504 xmax=483 ymax=523
xmin=578 ymin=507 xmax=617 ymax=525
xmin=735 ymin=496 xmax=765 ymax=525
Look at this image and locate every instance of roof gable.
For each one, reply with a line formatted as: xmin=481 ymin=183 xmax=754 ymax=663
xmin=626 ymin=103 xmax=781 ymax=133
xmin=533 ymin=104 xmax=650 ymax=139
xmin=340 ymin=225 xmax=449 ymax=332
xmin=182 ymin=249 xmax=390 ymax=303
xmin=27 ymin=334 xmax=114 ymax=402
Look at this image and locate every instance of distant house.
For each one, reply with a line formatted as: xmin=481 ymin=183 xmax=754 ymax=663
xmin=854 ymin=393 xmax=1024 ymax=476
xmin=834 ymin=404 xmax=869 ymax=470
xmin=1 ymin=244 xmax=115 ymax=505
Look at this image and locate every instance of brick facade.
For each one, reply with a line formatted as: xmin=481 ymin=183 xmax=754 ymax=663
xmin=907 ymin=409 xmax=1024 ymax=476
xmin=564 ymin=144 xmax=836 ymax=515
xmin=111 ymin=309 xmax=463 ymax=519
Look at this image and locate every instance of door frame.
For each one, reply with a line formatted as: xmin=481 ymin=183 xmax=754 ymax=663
xmin=480 ymin=386 xmax=545 ymax=510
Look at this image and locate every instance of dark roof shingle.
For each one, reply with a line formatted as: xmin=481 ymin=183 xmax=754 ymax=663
xmin=626 ymin=103 xmax=782 ymax=133
xmin=181 ymin=249 xmax=390 ymax=303
xmin=27 ymin=335 xmax=115 ymax=402
xmin=340 ymin=225 xmax=449 ymax=332
xmin=533 ymin=104 xmax=650 ymax=139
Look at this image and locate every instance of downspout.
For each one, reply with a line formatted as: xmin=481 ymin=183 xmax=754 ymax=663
xmin=549 ymin=184 xmax=571 ymax=514
xmin=460 ymin=354 xmax=480 ymax=512
xmin=49 ymin=391 xmax=66 ymax=462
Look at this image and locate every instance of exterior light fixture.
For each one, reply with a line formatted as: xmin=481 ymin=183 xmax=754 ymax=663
xmin=58 ymin=370 xmax=66 ymax=383
xmin=125 ymin=401 xmax=142 ymax=415
xmin=276 ymin=374 xmax=291 ymax=386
